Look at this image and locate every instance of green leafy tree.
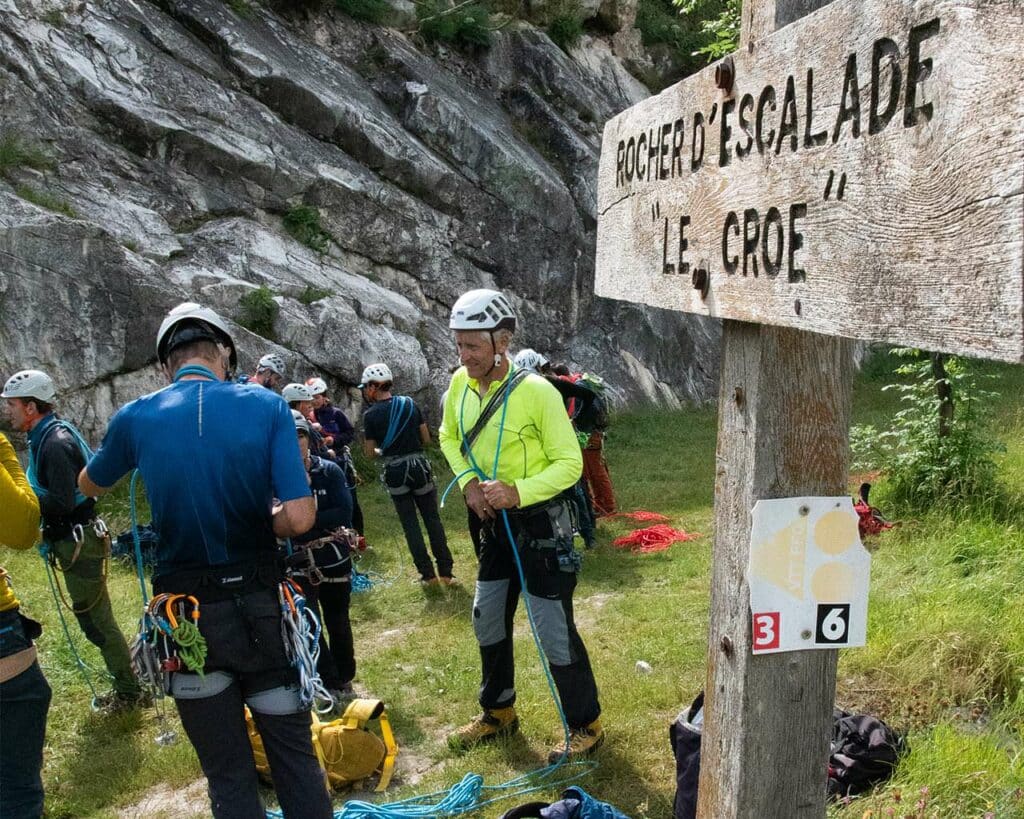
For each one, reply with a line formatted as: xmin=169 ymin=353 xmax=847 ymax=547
xmin=674 ymin=0 xmax=739 ymax=61
xmin=851 ymin=349 xmax=1005 ymax=512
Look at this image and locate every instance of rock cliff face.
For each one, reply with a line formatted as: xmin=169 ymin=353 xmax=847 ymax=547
xmin=0 ymin=0 xmax=718 ymax=438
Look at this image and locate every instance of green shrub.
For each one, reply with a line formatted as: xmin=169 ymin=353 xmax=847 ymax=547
xmin=238 ymin=286 xmax=279 ymax=339
xmin=225 ymin=0 xmax=254 ymax=17
xmin=547 ymin=10 xmax=583 ymax=51
xmin=41 ymin=9 xmax=65 ymax=26
xmin=0 ymin=132 xmax=55 ymax=174
xmin=852 ymin=349 xmax=1005 ymax=512
xmin=15 ymin=185 xmax=76 ymax=218
xmin=418 ymin=0 xmax=492 ymax=48
xmin=675 ymin=0 xmax=738 ymax=61
xmin=297 ymin=285 xmax=331 ymax=305
xmin=282 ymin=205 xmax=330 ymax=253
xmin=336 ymin=0 xmax=390 ymax=23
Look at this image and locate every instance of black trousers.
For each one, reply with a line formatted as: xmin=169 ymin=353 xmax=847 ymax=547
xmin=469 ymin=510 xmax=601 ymax=729
xmin=0 ymin=610 xmax=51 ymax=819
xmin=297 ymin=576 xmax=354 ymax=689
xmin=392 ymin=487 xmax=454 ymax=580
xmin=158 ymin=585 xmax=332 ymax=819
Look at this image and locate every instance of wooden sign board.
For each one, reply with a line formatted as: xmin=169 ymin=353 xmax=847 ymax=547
xmin=595 ymin=0 xmax=1024 ymax=363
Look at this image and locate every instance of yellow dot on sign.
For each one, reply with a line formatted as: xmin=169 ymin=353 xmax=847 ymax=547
xmin=814 ymin=509 xmax=857 ymax=555
xmin=811 ymin=562 xmax=854 ymax=601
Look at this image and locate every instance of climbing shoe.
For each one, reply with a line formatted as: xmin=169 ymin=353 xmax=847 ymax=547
xmin=547 ymin=718 xmax=604 ymax=763
xmin=448 ymin=706 xmax=519 ymax=751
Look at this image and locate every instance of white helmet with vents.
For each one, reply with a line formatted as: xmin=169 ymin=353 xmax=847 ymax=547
xmin=282 ymin=383 xmax=314 ymax=403
xmin=358 ymin=364 xmax=393 ymax=388
xmin=1 ymin=370 xmax=57 ymax=402
xmin=449 ymin=289 xmax=516 ymax=333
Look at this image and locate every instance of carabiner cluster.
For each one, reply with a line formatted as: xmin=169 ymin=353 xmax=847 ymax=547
xmin=143 ymin=593 xmax=208 ymax=676
xmin=277 ymin=579 xmax=332 ymax=712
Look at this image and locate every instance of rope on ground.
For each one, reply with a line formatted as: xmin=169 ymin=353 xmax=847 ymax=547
xmin=602 ymin=510 xmax=670 ymax=523
xmin=611 ymin=524 xmax=702 ymax=554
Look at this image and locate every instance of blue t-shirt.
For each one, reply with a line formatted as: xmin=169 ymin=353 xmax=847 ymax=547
xmin=87 ymin=379 xmax=311 ymax=576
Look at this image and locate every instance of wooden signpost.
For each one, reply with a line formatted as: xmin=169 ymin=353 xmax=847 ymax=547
xmin=594 ymin=0 xmax=1023 ymax=815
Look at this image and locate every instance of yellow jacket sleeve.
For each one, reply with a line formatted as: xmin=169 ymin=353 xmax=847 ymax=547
xmin=0 ymin=433 xmax=40 ymax=551
xmin=439 ymin=370 xmax=476 ymax=488
xmin=512 ymin=379 xmax=583 ymax=508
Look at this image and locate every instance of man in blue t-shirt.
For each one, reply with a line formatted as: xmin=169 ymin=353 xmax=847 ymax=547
xmin=360 ymin=363 xmax=454 ymax=585
xmin=79 ymin=303 xmax=332 ymax=819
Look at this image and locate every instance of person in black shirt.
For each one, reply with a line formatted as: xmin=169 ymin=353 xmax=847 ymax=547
xmin=359 ymin=364 xmax=454 ymax=586
xmin=287 ymin=410 xmax=357 ymax=703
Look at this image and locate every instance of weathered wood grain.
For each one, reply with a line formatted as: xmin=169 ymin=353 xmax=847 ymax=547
xmin=596 ymin=0 xmax=1024 ymax=362
xmin=697 ymin=324 xmax=853 ymax=817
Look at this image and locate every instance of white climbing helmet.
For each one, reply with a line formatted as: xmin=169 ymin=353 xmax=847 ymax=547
xmin=282 ymin=383 xmax=314 ymax=403
xmin=291 ymin=408 xmax=311 ymax=435
xmin=257 ymin=353 xmax=286 ymax=375
xmin=449 ymin=289 xmax=516 ymax=333
xmin=156 ymin=302 xmax=237 ymax=370
xmin=513 ymin=348 xmax=549 ymax=373
xmin=358 ymin=364 xmax=393 ymax=388
xmin=305 ymin=377 xmax=328 ymax=396
xmin=1 ymin=369 xmax=57 ymax=403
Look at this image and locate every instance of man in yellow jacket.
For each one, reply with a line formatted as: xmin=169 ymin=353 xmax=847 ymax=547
xmin=439 ymin=289 xmax=603 ymax=764
xmin=1 ymin=431 xmax=52 ymax=818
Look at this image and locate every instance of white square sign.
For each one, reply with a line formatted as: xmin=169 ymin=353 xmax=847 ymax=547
xmin=747 ymin=497 xmax=871 ymax=655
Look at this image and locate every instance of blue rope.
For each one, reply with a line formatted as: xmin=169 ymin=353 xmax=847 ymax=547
xmin=380 ymin=396 xmax=414 ymax=454
xmin=38 ymin=545 xmax=104 ymax=709
xmin=276 ymin=365 xmax=593 ymax=818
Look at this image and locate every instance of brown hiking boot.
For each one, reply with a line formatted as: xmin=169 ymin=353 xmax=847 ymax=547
xmin=447 ymin=706 xmax=519 ymax=750
xmin=547 ymin=718 xmax=604 ymax=763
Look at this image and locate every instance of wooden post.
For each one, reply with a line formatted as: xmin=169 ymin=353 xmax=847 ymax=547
xmin=696 ymin=324 xmax=853 ymax=816
xmin=696 ymin=4 xmax=853 ymax=816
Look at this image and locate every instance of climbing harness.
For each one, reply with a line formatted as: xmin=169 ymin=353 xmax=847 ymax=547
xmin=39 ymin=517 xmax=113 ymax=615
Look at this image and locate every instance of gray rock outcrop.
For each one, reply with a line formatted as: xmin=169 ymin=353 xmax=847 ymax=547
xmin=0 ymin=0 xmax=718 ymax=441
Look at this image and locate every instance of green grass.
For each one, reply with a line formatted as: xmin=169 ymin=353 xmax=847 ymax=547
xmin=336 ymin=0 xmax=390 ymax=24
xmin=6 ymin=358 xmax=1024 ymax=816
xmin=282 ymin=204 xmax=331 ymax=254
xmin=546 ymin=9 xmax=584 ymax=52
xmin=297 ymin=284 xmax=332 ymax=305
xmin=237 ymin=285 xmax=279 ymax=340
xmin=418 ymin=0 xmax=492 ymax=49
xmin=0 ymin=132 xmax=55 ymax=174
xmin=15 ymin=184 xmax=77 ymax=217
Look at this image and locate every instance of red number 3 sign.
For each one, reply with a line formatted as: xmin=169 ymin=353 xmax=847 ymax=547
xmin=752 ymin=612 xmax=780 ymax=652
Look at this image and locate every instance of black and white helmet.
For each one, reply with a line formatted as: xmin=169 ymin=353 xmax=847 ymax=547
xmin=257 ymin=353 xmax=286 ymax=375
xmin=1 ymin=369 xmax=57 ymax=402
xmin=156 ymin=302 xmax=237 ymax=370
xmin=358 ymin=363 xmax=393 ymax=388
xmin=449 ymin=289 xmax=516 ymax=333
xmin=282 ymin=383 xmax=315 ymax=403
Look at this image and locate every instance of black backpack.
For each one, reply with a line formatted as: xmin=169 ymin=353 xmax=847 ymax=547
xmin=670 ymin=697 xmax=905 ymax=815
xmin=827 ymin=708 xmax=906 ymax=798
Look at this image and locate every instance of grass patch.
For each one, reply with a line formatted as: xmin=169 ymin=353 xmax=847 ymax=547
xmin=237 ymin=285 xmax=279 ymax=339
xmin=0 ymin=132 xmax=55 ymax=174
xmin=40 ymin=8 xmax=65 ymax=26
xmin=297 ymin=285 xmax=332 ymax=305
xmin=546 ymin=7 xmax=584 ymax=51
xmin=15 ymin=184 xmax=77 ymax=217
xmin=418 ymin=0 xmax=492 ymax=49
xmin=224 ymin=0 xmax=255 ymax=17
xmin=282 ymin=204 xmax=331 ymax=254
xmin=336 ymin=0 xmax=390 ymax=23
xmin=11 ymin=359 xmax=1024 ymax=816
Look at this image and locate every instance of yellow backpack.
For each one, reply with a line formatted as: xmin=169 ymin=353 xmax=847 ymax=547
xmin=246 ymin=699 xmax=398 ymax=792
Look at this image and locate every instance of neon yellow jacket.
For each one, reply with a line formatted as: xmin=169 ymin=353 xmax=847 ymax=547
xmin=439 ymin=365 xmax=582 ymax=508
xmin=1 ymin=433 xmax=41 ymax=610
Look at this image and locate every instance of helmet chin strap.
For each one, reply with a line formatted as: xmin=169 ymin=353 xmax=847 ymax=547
xmin=480 ymin=331 xmax=503 ymax=379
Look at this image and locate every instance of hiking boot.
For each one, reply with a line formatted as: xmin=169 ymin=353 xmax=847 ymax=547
xmin=547 ymin=718 xmax=604 ymax=763
xmin=448 ymin=707 xmax=519 ymax=751
xmin=420 ymin=576 xmax=441 ymax=588
xmin=439 ymin=575 xmax=458 ymax=586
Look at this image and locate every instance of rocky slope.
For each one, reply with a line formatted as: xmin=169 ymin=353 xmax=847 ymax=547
xmin=0 ymin=0 xmax=719 ymax=437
